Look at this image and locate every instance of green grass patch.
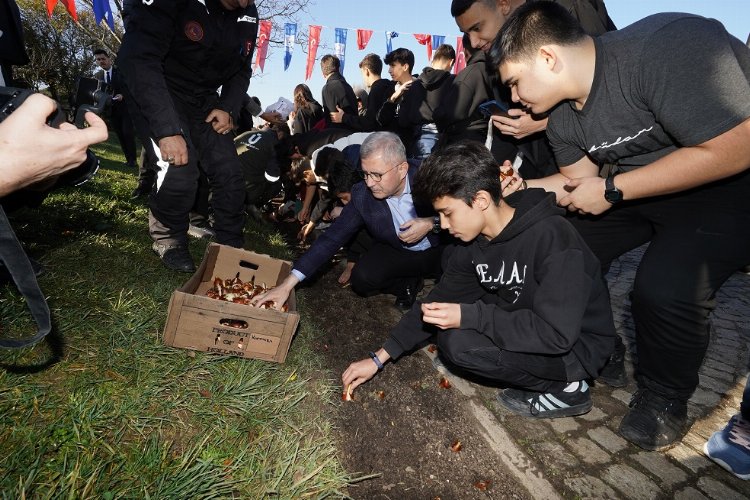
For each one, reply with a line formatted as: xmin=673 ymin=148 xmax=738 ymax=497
xmin=0 ymin=143 xmax=349 ymax=498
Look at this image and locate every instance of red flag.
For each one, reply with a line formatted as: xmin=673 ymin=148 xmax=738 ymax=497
xmin=413 ymin=33 xmax=432 ymax=61
xmin=356 ymin=29 xmax=373 ymax=50
xmin=45 ymin=0 xmax=57 ymax=17
xmin=60 ymin=0 xmax=77 ymax=20
xmin=305 ymin=25 xmax=322 ymax=80
xmin=254 ymin=20 xmax=272 ymax=72
xmin=454 ymin=36 xmax=466 ymax=74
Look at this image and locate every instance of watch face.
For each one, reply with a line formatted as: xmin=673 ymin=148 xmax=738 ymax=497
xmin=605 ymin=189 xmax=623 ymax=203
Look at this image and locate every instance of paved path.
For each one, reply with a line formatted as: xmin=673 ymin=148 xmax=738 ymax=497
xmin=428 ymin=244 xmax=750 ymax=499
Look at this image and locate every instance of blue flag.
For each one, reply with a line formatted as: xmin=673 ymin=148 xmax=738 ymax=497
xmin=284 ymin=23 xmax=297 ymax=71
xmin=335 ymin=28 xmax=347 ymax=72
xmin=92 ymin=0 xmax=114 ymax=30
xmin=431 ymin=35 xmax=445 ymax=52
xmin=385 ymin=31 xmax=399 ymax=55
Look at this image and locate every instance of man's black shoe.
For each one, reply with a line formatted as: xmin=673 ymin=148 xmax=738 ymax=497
xmin=130 ymin=184 xmax=151 ymax=200
xmin=598 ymin=337 xmax=628 ymax=387
xmin=394 ymin=278 xmax=424 ymax=313
xmin=498 ymin=381 xmax=592 ymax=419
xmin=618 ymin=388 xmax=688 ymax=450
xmin=152 ymin=242 xmax=195 ymax=273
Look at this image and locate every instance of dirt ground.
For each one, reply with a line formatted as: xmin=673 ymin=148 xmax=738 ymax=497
xmin=283 ymin=223 xmax=529 ymax=500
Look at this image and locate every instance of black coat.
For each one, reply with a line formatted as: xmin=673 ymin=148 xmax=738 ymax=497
xmin=321 ymin=72 xmax=358 ymax=129
xmin=342 ymin=78 xmax=395 ymax=132
xmin=292 ymin=100 xmax=325 ymax=134
xmin=118 ymin=0 xmax=258 ymax=139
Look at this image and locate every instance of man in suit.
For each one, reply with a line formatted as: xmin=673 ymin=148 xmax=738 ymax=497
xmin=94 ymin=49 xmax=138 ymax=169
xmin=252 ymin=132 xmax=445 ymax=312
xmin=320 ymin=54 xmax=358 ymax=130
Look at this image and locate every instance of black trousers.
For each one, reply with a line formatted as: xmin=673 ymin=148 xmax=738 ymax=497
xmin=436 ymin=328 xmax=573 ymax=392
xmin=570 ymin=171 xmax=750 ymax=399
xmin=350 ymin=242 xmax=443 ymax=297
xmin=110 ymin=104 xmax=137 ymax=165
xmin=148 ymin=99 xmax=245 ymax=248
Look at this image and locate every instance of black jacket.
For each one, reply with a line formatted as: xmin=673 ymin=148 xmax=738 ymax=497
xmin=118 ymin=0 xmax=258 ymax=139
xmin=321 ymin=72 xmax=358 ymax=129
xmin=434 ymin=50 xmax=495 ymax=140
xmin=414 ymin=66 xmax=454 ymax=123
xmin=292 ymin=101 xmax=325 ymax=135
xmin=383 ymin=189 xmax=616 ymax=381
xmin=342 ymin=78 xmax=395 ymax=132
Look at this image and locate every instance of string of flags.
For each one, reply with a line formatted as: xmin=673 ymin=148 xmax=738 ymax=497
xmin=44 ymin=4 xmax=467 ymax=77
xmin=263 ymin=23 xmax=467 ymax=80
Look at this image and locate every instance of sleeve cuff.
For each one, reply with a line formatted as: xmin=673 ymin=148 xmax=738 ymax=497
xmin=291 ymin=268 xmax=306 ymax=282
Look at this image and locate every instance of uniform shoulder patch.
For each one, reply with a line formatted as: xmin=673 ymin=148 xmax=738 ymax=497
xmin=184 ymin=21 xmax=204 ymax=42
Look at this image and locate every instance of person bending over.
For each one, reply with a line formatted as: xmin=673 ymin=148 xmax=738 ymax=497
xmin=490 ymin=1 xmax=750 ymax=448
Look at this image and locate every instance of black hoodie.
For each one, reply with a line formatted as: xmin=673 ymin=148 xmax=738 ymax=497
xmin=383 ymin=189 xmax=616 ymax=382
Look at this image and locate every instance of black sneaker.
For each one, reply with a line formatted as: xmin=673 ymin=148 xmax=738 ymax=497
xmin=394 ymin=278 xmax=424 ymax=313
xmin=618 ymin=388 xmax=688 ymax=450
xmin=498 ymin=381 xmax=592 ymax=418
xmin=152 ymin=242 xmax=195 ymax=273
xmin=598 ymin=338 xmax=628 ymax=387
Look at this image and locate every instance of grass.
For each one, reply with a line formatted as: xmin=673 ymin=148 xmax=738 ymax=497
xmin=0 ymin=139 xmax=349 ymax=498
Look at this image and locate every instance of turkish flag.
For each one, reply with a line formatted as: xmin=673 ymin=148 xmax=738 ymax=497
xmin=413 ymin=33 xmax=432 ymax=61
xmin=454 ymin=36 xmax=466 ymax=74
xmin=356 ymin=29 xmax=373 ymax=50
xmin=60 ymin=0 xmax=77 ymax=21
xmin=254 ymin=20 xmax=272 ymax=72
xmin=305 ymin=25 xmax=321 ymax=81
xmin=45 ymin=0 xmax=57 ymax=17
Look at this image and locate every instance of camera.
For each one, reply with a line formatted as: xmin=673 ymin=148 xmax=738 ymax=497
xmin=0 ymin=85 xmax=100 ymax=187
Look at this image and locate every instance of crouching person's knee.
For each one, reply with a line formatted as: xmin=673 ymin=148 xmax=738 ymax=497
xmin=436 ymin=329 xmax=501 ymax=375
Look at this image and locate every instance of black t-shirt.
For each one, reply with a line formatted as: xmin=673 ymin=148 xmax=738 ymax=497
xmin=547 ymin=14 xmax=750 ymax=172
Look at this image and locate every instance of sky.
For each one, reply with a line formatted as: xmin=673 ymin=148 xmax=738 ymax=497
xmin=248 ymin=0 xmax=750 ymax=112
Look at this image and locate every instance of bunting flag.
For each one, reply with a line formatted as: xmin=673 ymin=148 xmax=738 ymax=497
xmin=454 ymin=35 xmax=466 ymax=74
xmin=254 ymin=20 xmax=272 ymax=72
xmin=334 ymin=28 xmax=347 ymax=72
xmin=45 ymin=0 xmax=77 ymax=20
xmin=59 ymin=0 xmax=77 ymax=21
xmin=385 ymin=31 xmax=399 ymax=54
xmin=305 ymin=25 xmax=322 ymax=80
xmin=284 ymin=23 xmax=296 ymax=71
xmin=413 ymin=33 xmax=432 ymax=61
xmin=431 ymin=35 xmax=445 ymax=53
xmin=356 ymin=29 xmax=373 ymax=50
xmin=93 ymin=0 xmax=115 ymax=30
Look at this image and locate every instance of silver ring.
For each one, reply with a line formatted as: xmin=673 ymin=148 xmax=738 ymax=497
xmin=166 ymin=156 xmax=175 ymax=164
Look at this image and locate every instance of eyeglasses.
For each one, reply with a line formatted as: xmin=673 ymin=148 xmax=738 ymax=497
xmin=358 ymin=161 xmax=403 ymax=182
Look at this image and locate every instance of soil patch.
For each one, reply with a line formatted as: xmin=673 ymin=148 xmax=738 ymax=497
xmin=284 ymin=224 xmax=529 ymax=499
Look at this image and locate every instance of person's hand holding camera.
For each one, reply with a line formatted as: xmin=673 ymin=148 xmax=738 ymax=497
xmin=0 ymin=93 xmax=107 ymax=197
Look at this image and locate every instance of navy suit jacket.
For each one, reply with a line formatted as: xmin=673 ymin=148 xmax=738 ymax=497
xmin=293 ymin=162 xmax=438 ymax=278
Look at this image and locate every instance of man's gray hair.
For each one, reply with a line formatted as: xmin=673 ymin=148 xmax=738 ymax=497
xmin=359 ymin=132 xmax=407 ymax=166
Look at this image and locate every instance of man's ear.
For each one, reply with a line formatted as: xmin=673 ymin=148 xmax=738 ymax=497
xmin=498 ymin=0 xmax=512 ymax=16
xmin=539 ymin=46 xmax=559 ymax=71
xmin=473 ymin=190 xmax=492 ymax=210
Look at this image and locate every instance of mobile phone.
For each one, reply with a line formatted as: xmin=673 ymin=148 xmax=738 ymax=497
xmin=478 ymin=99 xmax=511 ymax=118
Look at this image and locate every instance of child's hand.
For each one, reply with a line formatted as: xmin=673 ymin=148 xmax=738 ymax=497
xmin=421 ymin=302 xmax=461 ymax=329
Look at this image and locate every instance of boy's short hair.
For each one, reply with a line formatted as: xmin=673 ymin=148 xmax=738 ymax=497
xmin=488 ymin=1 xmax=586 ymax=67
xmin=320 ymin=54 xmax=341 ymax=76
xmin=314 ymin=146 xmax=344 ymax=179
xmin=413 ymin=141 xmax=502 ymax=206
xmin=358 ymin=53 xmax=383 ymax=75
xmin=433 ymin=44 xmax=456 ymax=63
xmin=328 ymin=160 xmax=360 ymax=195
xmin=450 ymin=0 xmax=495 ymax=18
xmin=384 ymin=48 xmax=415 ymax=74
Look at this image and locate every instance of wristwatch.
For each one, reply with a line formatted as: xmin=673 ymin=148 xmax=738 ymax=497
xmin=432 ymin=216 xmax=441 ymax=234
xmin=604 ymin=174 xmax=623 ymax=204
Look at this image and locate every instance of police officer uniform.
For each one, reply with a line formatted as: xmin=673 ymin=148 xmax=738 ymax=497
xmin=118 ymin=0 xmax=258 ymax=270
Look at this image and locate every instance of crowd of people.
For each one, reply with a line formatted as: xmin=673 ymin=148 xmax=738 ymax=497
xmin=2 ymin=0 xmax=750 ymax=482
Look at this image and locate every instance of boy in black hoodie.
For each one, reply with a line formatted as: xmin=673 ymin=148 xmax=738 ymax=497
xmin=342 ymin=141 xmax=616 ymax=418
